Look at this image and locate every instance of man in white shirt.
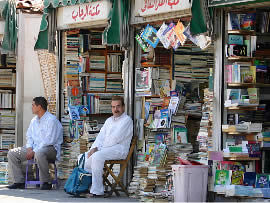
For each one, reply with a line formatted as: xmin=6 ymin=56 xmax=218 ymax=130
xmin=7 ymin=97 xmax=63 ymax=190
xmin=78 ymin=96 xmax=133 ymax=197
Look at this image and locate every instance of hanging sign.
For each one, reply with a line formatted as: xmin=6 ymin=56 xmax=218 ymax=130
xmin=57 ymin=0 xmax=112 ymax=28
xmin=136 ymin=0 xmax=192 ymax=17
xmin=208 ymin=0 xmax=259 ymax=7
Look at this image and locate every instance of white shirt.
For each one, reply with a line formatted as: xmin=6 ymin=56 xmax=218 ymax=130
xmin=26 ymin=111 xmax=63 ymax=160
xmin=90 ymin=112 xmax=133 ymax=157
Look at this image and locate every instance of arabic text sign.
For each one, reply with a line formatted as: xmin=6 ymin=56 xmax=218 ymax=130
xmin=137 ymin=0 xmax=192 ymax=17
xmin=59 ymin=0 xmax=111 ymax=26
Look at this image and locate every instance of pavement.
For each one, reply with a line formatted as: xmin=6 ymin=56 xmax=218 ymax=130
xmin=0 ymin=185 xmax=138 ymax=203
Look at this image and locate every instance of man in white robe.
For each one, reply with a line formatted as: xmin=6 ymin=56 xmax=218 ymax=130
xmin=78 ymin=96 xmax=133 ymax=196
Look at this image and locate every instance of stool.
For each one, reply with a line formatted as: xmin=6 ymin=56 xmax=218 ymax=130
xmin=25 ymin=159 xmax=58 ymax=189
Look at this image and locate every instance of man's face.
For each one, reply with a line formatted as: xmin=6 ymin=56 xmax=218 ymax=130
xmin=32 ymin=101 xmax=40 ymax=115
xmin=111 ymin=100 xmax=125 ymax=118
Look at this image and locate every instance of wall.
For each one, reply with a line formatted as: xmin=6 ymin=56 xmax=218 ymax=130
xmin=16 ymin=12 xmax=44 ymax=146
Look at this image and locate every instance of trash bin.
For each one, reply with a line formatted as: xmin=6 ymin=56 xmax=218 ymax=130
xmin=172 ymin=164 xmax=209 ymax=202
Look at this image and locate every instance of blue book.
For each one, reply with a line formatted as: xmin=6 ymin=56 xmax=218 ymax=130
xmin=228 ymin=35 xmax=243 ymax=45
xmin=256 ymin=174 xmax=269 ymax=188
xmin=243 ymin=172 xmax=256 ymax=187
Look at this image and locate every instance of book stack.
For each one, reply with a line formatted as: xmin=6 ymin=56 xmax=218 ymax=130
xmin=89 ymin=55 xmax=105 ymax=70
xmin=0 ymin=69 xmax=16 ymax=87
xmin=1 ymin=133 xmax=15 ymax=149
xmin=106 ymin=80 xmax=123 ymax=92
xmin=88 ymin=73 xmax=105 ymax=91
xmin=197 ymin=88 xmax=214 ymax=153
xmin=107 ymin=53 xmax=123 ymax=72
xmin=191 ymin=56 xmax=209 ymax=82
xmin=64 ymin=31 xmax=80 ymax=85
xmin=0 ymin=162 xmax=8 ymax=184
xmin=0 ymin=110 xmax=15 ymax=129
xmin=174 ymin=54 xmax=192 ymax=82
xmin=0 ymin=149 xmax=8 ymax=162
xmin=184 ymin=102 xmax=202 ymax=117
xmin=89 ymin=31 xmax=104 ymax=49
xmin=6 ymin=55 xmax=16 ymax=68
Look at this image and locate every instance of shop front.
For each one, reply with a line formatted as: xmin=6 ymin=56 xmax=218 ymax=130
xmin=208 ymin=0 xmax=270 ymax=200
xmin=128 ymin=0 xmax=215 ymax=201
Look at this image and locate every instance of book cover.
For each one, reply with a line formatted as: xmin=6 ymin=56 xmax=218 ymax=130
xmin=173 ymin=127 xmax=188 ymax=144
xmin=247 ymin=88 xmax=258 ymax=100
xmin=215 ymin=170 xmax=230 ymax=185
xmin=174 ymin=21 xmax=186 ymax=46
xmin=68 ymin=105 xmax=80 ymax=120
xmin=228 ymin=89 xmax=241 ymax=100
xmin=141 ymin=24 xmax=160 ymax=48
xmin=135 ymin=67 xmax=152 ymax=91
xmin=226 ymin=65 xmax=232 ymax=83
xmin=155 ymin=134 xmax=164 ymax=145
xmin=231 ymin=170 xmax=244 ymax=185
xmin=156 ymin=23 xmax=170 ymax=49
xmin=240 ymin=13 xmax=256 ymax=31
xmin=256 ymin=174 xmax=269 ymax=188
xmin=228 ymin=13 xmax=240 ymax=30
xmin=243 ymin=172 xmax=256 ymax=186
xmin=228 ymin=35 xmax=243 ymax=45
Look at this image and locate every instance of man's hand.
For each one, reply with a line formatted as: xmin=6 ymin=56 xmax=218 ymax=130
xmin=87 ymin=147 xmax=98 ymax=158
xmin=26 ymin=148 xmax=35 ymax=160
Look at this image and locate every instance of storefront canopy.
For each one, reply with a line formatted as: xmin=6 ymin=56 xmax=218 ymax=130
xmin=35 ymin=0 xmax=129 ymax=50
xmin=208 ymin=0 xmax=270 ymax=7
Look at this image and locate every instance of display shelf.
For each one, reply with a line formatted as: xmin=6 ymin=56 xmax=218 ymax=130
xmin=141 ymin=63 xmax=171 ymax=68
xmin=85 ymin=91 xmax=124 ymax=94
xmin=0 ymin=86 xmax=15 ymax=90
xmin=0 ymin=108 xmax=15 ymax=110
xmin=223 ymin=157 xmax=260 ymax=161
xmin=225 ymin=106 xmax=258 ymax=110
xmin=107 ymin=72 xmax=122 ymax=74
xmin=227 ymin=56 xmax=253 ymax=61
xmin=227 ymin=83 xmax=270 ymax=88
xmin=227 ymin=30 xmax=256 ymax=35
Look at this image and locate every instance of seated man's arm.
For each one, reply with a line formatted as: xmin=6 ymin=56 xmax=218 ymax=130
xmin=25 ymin=120 xmax=35 ymax=160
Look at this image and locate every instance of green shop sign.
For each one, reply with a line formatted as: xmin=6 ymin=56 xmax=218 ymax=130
xmin=208 ymin=0 xmax=270 ymax=7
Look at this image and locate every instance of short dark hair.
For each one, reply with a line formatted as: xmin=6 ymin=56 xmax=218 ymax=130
xmin=33 ymin=97 xmax=48 ymax=111
xmin=111 ymin=96 xmax=125 ymax=106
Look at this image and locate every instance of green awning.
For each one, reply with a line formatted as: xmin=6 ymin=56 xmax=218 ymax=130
xmin=43 ymin=0 xmax=101 ymax=8
xmin=1 ymin=0 xmax=17 ymax=52
xmin=190 ymin=0 xmax=207 ymax=35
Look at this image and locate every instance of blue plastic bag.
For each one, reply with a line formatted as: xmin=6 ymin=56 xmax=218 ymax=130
xmin=64 ymin=153 xmax=92 ymax=196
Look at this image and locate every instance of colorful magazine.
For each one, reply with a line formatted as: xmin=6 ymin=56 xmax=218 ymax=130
xmin=243 ymin=172 xmax=256 ymax=186
xmin=215 ymin=170 xmax=230 ymax=185
xmin=231 ymin=170 xmax=244 ymax=185
xmin=256 ymin=174 xmax=269 ymax=188
xmin=141 ymin=24 xmax=160 ymax=48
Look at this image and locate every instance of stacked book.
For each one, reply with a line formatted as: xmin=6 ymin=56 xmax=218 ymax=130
xmin=0 ymin=69 xmax=16 ymax=87
xmin=191 ymin=56 xmax=209 ymax=82
xmin=64 ymin=31 xmax=80 ymax=84
xmin=174 ymin=54 xmax=192 ymax=82
xmin=197 ymin=88 xmax=214 ymax=152
xmin=0 ymin=110 xmax=15 ymax=129
xmin=0 ymin=162 xmax=8 ymax=184
xmin=89 ymin=55 xmax=105 ymax=70
xmin=184 ymin=102 xmax=202 ymax=117
xmin=6 ymin=55 xmax=16 ymax=68
xmin=106 ymin=77 xmax=123 ymax=92
xmin=89 ymin=31 xmax=104 ymax=49
xmin=88 ymin=73 xmax=105 ymax=91
xmin=0 ymin=149 xmax=8 ymax=162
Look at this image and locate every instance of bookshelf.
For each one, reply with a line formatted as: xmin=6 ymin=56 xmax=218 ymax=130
xmin=223 ymin=9 xmax=270 ymax=163
xmin=0 ymin=54 xmax=16 ymax=184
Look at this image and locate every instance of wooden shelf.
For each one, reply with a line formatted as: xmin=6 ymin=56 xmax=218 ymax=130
xmin=86 ymin=91 xmax=124 ymax=94
xmin=0 ymin=66 xmax=16 ymax=69
xmin=225 ymin=106 xmax=258 ymax=110
xmin=227 ymin=83 xmax=270 ymax=88
xmin=141 ymin=64 xmax=171 ymax=68
xmin=145 ymin=95 xmax=162 ymax=98
xmin=0 ymin=108 xmax=15 ymax=110
xmin=228 ymin=30 xmax=256 ymax=35
xmin=107 ymin=72 xmax=121 ymax=74
xmin=0 ymin=86 xmax=15 ymax=90
xmin=88 ymin=113 xmax=112 ymax=116
xmin=227 ymin=56 xmax=253 ymax=61
xmin=107 ymin=50 xmax=124 ymax=53
xmin=223 ymin=157 xmax=260 ymax=161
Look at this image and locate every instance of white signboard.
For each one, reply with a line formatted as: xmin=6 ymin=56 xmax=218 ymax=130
xmin=57 ymin=0 xmax=112 ymax=28
xmin=136 ymin=0 xmax=192 ymax=17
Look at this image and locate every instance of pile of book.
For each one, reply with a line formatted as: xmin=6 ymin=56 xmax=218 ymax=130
xmin=0 ymin=149 xmax=8 ymax=162
xmin=88 ymin=73 xmax=105 ymax=92
xmin=0 ymin=110 xmax=15 ymax=129
xmin=89 ymin=31 xmax=104 ymax=49
xmin=197 ymin=88 xmax=213 ymax=152
xmin=6 ymin=55 xmax=16 ymax=68
xmin=0 ymin=162 xmax=8 ymax=184
xmin=0 ymin=69 xmax=16 ymax=87
xmin=89 ymin=55 xmax=105 ymax=70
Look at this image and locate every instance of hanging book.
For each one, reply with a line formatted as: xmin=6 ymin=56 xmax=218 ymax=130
xmin=141 ymin=24 xmax=160 ymax=48
xmin=156 ymin=23 xmax=170 ymax=49
xmin=135 ymin=32 xmax=149 ymax=52
xmin=174 ymin=21 xmax=187 ymax=46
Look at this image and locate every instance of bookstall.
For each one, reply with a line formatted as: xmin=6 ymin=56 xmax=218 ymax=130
xmin=51 ymin=0 xmax=132 ymax=182
xmin=128 ymin=0 xmax=215 ymax=201
xmin=209 ymin=0 xmax=270 ymax=200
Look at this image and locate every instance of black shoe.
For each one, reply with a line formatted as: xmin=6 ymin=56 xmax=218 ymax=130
xmin=7 ymin=183 xmax=25 ymax=189
xmin=40 ymin=182 xmax=52 ymax=190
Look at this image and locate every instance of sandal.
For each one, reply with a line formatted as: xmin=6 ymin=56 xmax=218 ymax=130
xmin=84 ymin=193 xmax=103 ymax=198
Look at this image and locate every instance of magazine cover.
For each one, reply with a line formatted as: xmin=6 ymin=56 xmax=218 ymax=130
xmin=156 ymin=23 xmax=170 ymax=49
xmin=173 ymin=127 xmax=188 ymax=144
xmin=135 ymin=67 xmax=152 ymax=91
xmin=141 ymin=24 xmax=160 ymax=48
xmin=231 ymin=170 xmax=244 ymax=185
xmin=215 ymin=170 xmax=230 ymax=185
xmin=174 ymin=21 xmax=186 ymax=46
xmin=255 ymin=174 xmax=269 ymax=188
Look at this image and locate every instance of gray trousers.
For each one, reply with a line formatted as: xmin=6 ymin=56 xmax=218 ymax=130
xmin=7 ymin=146 xmax=56 ymax=183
